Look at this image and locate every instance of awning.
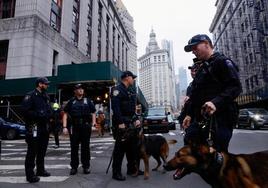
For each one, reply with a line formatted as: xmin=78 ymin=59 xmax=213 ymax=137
xmin=0 ymin=61 xmax=121 ymax=96
xmin=0 ymin=61 xmax=148 ymax=109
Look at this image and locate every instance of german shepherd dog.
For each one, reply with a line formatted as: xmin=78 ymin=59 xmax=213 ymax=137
xmin=164 ymin=143 xmax=268 ymax=188
xmin=137 ymin=134 xmax=177 ymax=180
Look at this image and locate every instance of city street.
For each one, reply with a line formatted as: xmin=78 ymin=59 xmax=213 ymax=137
xmin=0 ymin=128 xmax=267 ymax=188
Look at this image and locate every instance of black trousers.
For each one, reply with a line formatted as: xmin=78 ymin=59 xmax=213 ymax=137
xmin=25 ymin=129 xmax=49 ymax=178
xmin=112 ymin=129 xmax=139 ymax=175
xmin=69 ymin=124 xmax=91 ymax=169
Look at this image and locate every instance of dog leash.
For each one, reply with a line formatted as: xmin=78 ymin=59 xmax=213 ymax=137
xmin=207 ymin=115 xmax=214 ymax=148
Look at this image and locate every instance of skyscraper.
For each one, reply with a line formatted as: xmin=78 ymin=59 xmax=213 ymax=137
xmin=138 ymin=29 xmax=176 ymax=111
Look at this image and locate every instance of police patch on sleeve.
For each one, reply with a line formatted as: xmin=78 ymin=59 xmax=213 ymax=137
xmin=113 ymin=90 xmax=119 ymax=96
xmin=24 ymin=95 xmax=31 ymax=101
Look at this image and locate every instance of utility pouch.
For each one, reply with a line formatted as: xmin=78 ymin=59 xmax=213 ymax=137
xmin=33 ymin=124 xmax=37 ymax=137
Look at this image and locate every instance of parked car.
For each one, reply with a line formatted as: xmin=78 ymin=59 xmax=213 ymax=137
xmin=142 ymin=107 xmax=175 ymax=133
xmin=237 ymin=108 xmax=268 ymax=130
xmin=0 ymin=117 xmax=26 ymax=140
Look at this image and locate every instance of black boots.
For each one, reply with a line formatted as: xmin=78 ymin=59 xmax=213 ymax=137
xmin=70 ymin=168 xmax=78 ymax=175
xmin=36 ymin=170 xmax=51 ymax=177
xmin=83 ymin=168 xmax=90 ymax=174
xmin=26 ymin=176 xmax=40 ymax=183
xmin=112 ymin=173 xmax=126 ymax=181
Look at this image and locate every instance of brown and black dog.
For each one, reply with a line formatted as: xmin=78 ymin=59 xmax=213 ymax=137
xmin=137 ymin=134 xmax=177 ymax=180
xmin=164 ymin=143 xmax=268 ymax=188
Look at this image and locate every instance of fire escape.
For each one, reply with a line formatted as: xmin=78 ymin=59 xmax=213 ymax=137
xmin=240 ymin=0 xmax=268 ymax=106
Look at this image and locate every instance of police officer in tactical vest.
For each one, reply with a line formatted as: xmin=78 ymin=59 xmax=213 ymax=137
xmin=182 ymin=34 xmax=242 ymax=152
xmin=111 ymin=71 xmax=141 ymax=181
xmin=21 ymin=77 xmax=52 ymax=183
xmin=62 ymin=84 xmax=96 ymax=175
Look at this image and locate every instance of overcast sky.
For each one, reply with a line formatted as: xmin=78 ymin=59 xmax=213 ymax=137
xmin=122 ymin=0 xmax=217 ymax=75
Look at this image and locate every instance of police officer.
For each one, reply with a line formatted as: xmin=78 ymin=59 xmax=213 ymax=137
xmin=178 ymin=59 xmax=201 ymax=128
xmin=182 ymin=34 xmax=242 ymax=152
xmin=21 ymin=77 xmax=52 ymax=183
xmin=62 ymin=84 xmax=96 ymax=175
xmin=111 ymin=71 xmax=141 ymax=181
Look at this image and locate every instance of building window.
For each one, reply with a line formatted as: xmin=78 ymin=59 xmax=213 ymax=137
xmin=0 ymin=40 xmax=8 ymax=80
xmin=263 ymin=40 xmax=268 ymax=60
xmin=243 ymin=41 xmax=247 ymax=51
xmin=254 ymin=75 xmax=259 ymax=86
xmin=52 ymin=50 xmax=58 ymax=76
xmin=86 ymin=0 xmax=93 ymax=58
xmin=50 ymin=0 xmax=62 ymax=32
xmin=249 ymin=53 xmax=253 ymax=63
xmin=106 ymin=15 xmax=110 ymax=61
xmin=241 ymin=23 xmax=244 ymax=33
xmin=0 ymin=0 xmax=16 ymax=19
xmin=112 ymin=26 xmax=115 ymax=64
xmin=245 ymin=79 xmax=249 ymax=91
xmin=239 ymin=7 xmax=242 ymax=17
xmin=162 ymin=55 xmax=165 ymax=62
xmin=71 ymin=0 xmax=80 ymax=47
xmin=122 ymin=42 xmax=124 ymax=70
xmin=245 ymin=55 xmax=249 ymax=64
xmin=242 ymin=2 xmax=246 ymax=13
xmin=117 ymin=34 xmax=120 ymax=67
xmin=125 ymin=48 xmax=128 ymax=68
xmin=72 ymin=1 xmax=79 ymax=44
xmin=154 ymin=56 xmax=156 ymax=62
xmin=250 ymin=76 xmax=254 ymax=89
xmin=97 ymin=1 xmax=103 ymax=61
xmin=264 ymin=15 xmax=268 ymax=32
xmin=245 ymin=17 xmax=249 ymax=29
xmin=247 ymin=34 xmax=251 ymax=47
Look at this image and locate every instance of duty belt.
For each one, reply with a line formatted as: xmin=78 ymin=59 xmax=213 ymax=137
xmin=72 ymin=118 xmax=91 ymax=125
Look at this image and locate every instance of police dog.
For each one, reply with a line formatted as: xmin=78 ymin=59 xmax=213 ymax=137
xmin=164 ymin=143 xmax=268 ymax=188
xmin=136 ymin=134 xmax=177 ymax=180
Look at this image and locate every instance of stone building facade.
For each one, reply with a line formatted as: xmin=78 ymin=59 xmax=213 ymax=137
xmin=0 ymin=0 xmax=134 ymax=80
xmin=210 ymin=0 xmax=268 ymax=102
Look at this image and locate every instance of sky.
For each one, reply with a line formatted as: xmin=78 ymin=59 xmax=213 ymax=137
xmin=121 ymin=0 xmax=217 ymax=76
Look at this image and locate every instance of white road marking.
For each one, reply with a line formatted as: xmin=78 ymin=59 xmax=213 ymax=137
xmin=233 ymin=129 xmax=268 ymax=134
xmin=1 ymin=156 xmax=96 ymax=161
xmin=95 ymin=146 xmax=109 ymax=150
xmin=0 ymin=165 xmax=70 ymax=170
xmin=2 ymin=148 xmax=26 ymax=151
xmin=4 ymin=145 xmax=15 ymax=147
xmin=168 ymin=132 xmax=176 ymax=136
xmin=3 ymin=138 xmax=115 ymax=144
xmin=1 ymin=152 xmax=26 ymax=156
xmin=0 ymin=176 xmax=69 ymax=183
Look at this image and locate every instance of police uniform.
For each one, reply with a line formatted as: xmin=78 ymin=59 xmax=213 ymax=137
xmin=185 ymin=52 xmax=242 ymax=151
xmin=111 ymin=77 xmax=139 ymax=181
xmin=64 ymin=87 xmax=96 ymax=175
xmin=21 ymin=77 xmax=52 ymax=183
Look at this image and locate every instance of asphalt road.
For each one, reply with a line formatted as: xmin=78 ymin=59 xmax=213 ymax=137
xmin=0 ymin=127 xmax=267 ymax=188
